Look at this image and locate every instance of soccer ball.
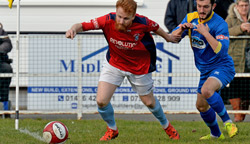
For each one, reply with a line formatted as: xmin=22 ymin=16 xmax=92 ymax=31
xmin=43 ymin=121 xmax=69 ymax=144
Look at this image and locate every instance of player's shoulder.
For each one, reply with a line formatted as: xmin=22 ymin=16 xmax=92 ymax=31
xmin=187 ymin=12 xmax=199 ymax=23
xmin=133 ymin=14 xmax=150 ymax=25
xmin=210 ymin=13 xmax=229 ymax=36
xmin=212 ymin=12 xmax=226 ymax=22
xmin=211 ymin=12 xmax=228 ymax=28
xmin=105 ymin=12 xmax=116 ymax=21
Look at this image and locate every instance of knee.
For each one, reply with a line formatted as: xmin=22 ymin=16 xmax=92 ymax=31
xmin=201 ymin=87 xmax=213 ymax=99
xmin=96 ymin=97 xmax=108 ymax=108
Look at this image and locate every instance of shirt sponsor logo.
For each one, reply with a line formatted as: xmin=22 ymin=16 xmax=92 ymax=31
xmin=110 ymin=37 xmax=137 ymax=50
xmin=216 ymin=35 xmax=228 ymax=40
xmin=191 ymin=36 xmax=205 ymax=49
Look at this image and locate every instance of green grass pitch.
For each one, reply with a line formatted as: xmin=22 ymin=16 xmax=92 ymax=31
xmin=0 ymin=118 xmax=249 ymax=144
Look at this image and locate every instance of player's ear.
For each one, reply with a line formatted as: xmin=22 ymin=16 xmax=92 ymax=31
xmin=212 ymin=3 xmax=216 ymax=10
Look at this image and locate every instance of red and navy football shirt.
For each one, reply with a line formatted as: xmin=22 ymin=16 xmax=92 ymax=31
xmin=81 ymin=12 xmax=159 ymax=75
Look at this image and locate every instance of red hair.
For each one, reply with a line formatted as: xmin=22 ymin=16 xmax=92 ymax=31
xmin=116 ymin=0 xmax=137 ymax=16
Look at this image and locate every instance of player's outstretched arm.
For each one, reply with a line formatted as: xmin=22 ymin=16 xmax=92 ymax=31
xmin=154 ymin=27 xmax=181 ymax=43
xmin=65 ymin=23 xmax=83 ymax=39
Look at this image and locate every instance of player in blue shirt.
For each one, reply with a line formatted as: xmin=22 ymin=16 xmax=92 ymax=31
xmin=172 ymin=0 xmax=238 ymax=140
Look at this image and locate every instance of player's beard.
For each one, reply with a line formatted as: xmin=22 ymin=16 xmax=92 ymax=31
xmin=115 ymin=22 xmax=127 ymax=32
xmin=199 ymin=8 xmax=213 ymax=21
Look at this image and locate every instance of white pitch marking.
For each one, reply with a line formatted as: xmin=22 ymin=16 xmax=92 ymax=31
xmin=19 ymin=128 xmax=45 ymax=142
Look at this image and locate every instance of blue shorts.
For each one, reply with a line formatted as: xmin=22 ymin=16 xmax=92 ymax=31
xmin=197 ymin=67 xmax=235 ymax=94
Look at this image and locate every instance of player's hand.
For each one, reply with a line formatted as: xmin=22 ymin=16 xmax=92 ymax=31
xmin=194 ymin=23 xmax=210 ymax=35
xmin=171 ymin=23 xmax=192 ymax=39
xmin=65 ymin=29 xmax=76 ymax=39
xmin=169 ymin=34 xmax=181 ymax=43
xmin=179 ymin=23 xmax=194 ymax=30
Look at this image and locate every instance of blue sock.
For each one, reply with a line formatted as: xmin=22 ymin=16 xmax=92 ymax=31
xmin=3 ymin=101 xmax=9 ymax=110
xmin=98 ymin=103 xmax=116 ymax=129
xmin=206 ymin=92 xmax=230 ymax=122
xmin=200 ymin=108 xmax=221 ymax=137
xmin=148 ymin=97 xmax=167 ymax=126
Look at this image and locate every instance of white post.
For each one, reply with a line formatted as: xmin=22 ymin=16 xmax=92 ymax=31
xmin=15 ymin=0 xmax=20 ymax=130
xmin=77 ymin=37 xmax=83 ymax=120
